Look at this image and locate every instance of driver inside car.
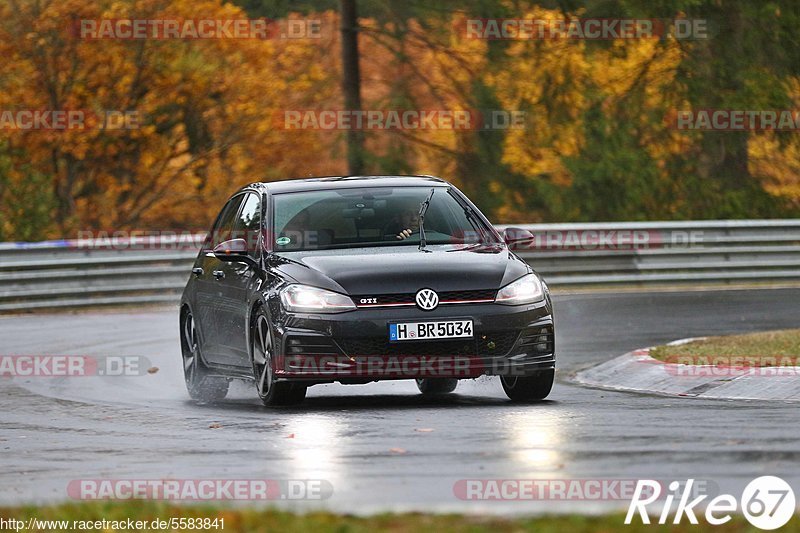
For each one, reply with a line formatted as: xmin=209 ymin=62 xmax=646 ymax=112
xmin=383 ymin=206 xmax=421 ymax=240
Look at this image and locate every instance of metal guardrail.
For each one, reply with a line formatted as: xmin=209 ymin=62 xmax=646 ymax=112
xmin=1 ymin=220 xmax=799 ymax=312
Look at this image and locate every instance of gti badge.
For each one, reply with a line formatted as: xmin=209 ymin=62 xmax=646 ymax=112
xmin=415 ymin=288 xmax=439 ymax=310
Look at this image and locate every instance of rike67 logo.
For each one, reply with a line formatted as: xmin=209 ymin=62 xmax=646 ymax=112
xmin=626 ymin=476 xmax=795 ymax=530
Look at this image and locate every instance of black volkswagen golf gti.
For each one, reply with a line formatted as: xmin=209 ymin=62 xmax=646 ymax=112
xmin=180 ymin=176 xmax=555 ymax=405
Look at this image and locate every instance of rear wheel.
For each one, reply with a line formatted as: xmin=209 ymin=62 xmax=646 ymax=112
xmin=252 ymin=309 xmax=307 ymax=406
xmin=500 ymin=370 xmax=554 ymax=402
xmin=181 ymin=311 xmax=229 ymax=402
xmin=416 ymin=378 xmax=458 ymax=394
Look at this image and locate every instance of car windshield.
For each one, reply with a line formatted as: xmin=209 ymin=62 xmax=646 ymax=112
xmin=272 ymin=186 xmax=498 ymax=251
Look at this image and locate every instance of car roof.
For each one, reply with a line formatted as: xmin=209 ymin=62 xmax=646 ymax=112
xmin=243 ymin=175 xmax=450 ymax=194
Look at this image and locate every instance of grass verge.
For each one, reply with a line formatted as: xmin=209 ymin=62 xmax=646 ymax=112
xmin=0 ymin=502 xmax=797 ymax=532
xmin=650 ymin=328 xmax=800 ymax=366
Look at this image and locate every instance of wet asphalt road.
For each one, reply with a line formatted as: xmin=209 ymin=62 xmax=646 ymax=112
xmin=1 ymin=288 xmax=799 ymax=515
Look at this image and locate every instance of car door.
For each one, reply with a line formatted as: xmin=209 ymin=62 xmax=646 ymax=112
xmin=215 ymin=192 xmax=264 ymax=366
xmin=193 ymin=194 xmax=246 ymax=365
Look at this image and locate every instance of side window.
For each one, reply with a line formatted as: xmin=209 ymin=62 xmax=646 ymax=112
xmin=208 ymin=195 xmax=245 ymax=250
xmin=232 ymin=193 xmax=262 ymax=256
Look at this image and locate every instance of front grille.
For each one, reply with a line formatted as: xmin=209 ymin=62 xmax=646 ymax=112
xmin=285 ymin=335 xmax=341 ymax=355
xmin=338 ymin=331 xmax=519 ymax=357
xmin=354 ymin=289 xmax=497 ymax=307
xmin=439 ymin=289 xmax=497 ymax=302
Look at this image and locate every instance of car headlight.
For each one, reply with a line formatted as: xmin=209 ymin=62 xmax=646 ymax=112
xmin=495 ymin=274 xmax=545 ymax=305
xmin=280 ymin=284 xmax=356 ymax=313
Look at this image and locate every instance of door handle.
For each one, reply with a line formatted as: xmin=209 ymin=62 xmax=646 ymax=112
xmin=213 ymin=270 xmax=226 ymax=280
xmin=192 ymin=267 xmax=204 ymax=277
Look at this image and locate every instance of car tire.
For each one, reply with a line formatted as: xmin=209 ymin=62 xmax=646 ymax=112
xmin=416 ymin=378 xmax=458 ymax=394
xmin=180 ymin=310 xmax=229 ymax=402
xmin=500 ymin=369 xmax=554 ymax=401
xmin=251 ymin=308 xmax=307 ymax=406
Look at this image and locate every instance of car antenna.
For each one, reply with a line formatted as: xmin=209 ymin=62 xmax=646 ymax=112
xmin=418 ymin=187 xmax=435 ymax=251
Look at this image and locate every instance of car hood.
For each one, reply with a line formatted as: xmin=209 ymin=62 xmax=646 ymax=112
xmin=272 ymin=244 xmax=531 ymax=295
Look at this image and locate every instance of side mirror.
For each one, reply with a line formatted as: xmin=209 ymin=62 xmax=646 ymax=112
xmin=502 ymin=227 xmax=535 ymax=246
xmin=213 ymin=238 xmax=259 ymax=268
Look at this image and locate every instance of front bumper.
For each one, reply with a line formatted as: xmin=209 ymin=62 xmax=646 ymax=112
xmin=271 ymin=300 xmax=555 ymax=381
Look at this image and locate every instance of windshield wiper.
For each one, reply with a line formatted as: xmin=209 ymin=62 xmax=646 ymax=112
xmin=418 ymin=187 xmax=435 ymax=251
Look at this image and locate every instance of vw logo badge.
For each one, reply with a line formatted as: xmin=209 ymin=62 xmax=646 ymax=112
xmin=415 ymin=288 xmax=439 ymax=311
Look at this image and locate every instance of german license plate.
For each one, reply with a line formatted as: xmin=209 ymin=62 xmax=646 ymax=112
xmin=389 ymin=320 xmax=473 ymax=342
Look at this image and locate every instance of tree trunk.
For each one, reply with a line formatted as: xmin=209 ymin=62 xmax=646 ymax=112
xmin=339 ymin=0 xmax=364 ymax=175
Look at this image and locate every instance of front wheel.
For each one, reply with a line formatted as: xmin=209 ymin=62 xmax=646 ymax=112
xmin=500 ymin=370 xmax=554 ymax=402
xmin=251 ymin=310 xmax=307 ymax=406
xmin=181 ymin=311 xmax=229 ymax=403
xmin=416 ymin=378 xmax=458 ymax=394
